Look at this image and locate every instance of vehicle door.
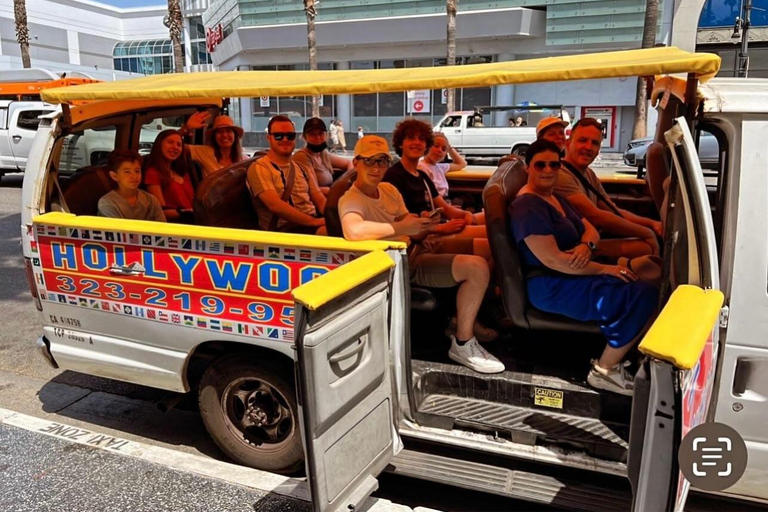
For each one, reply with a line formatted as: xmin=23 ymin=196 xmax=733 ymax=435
xmin=8 ymin=102 xmax=55 ymax=170
xmin=710 ymin=114 xmax=768 ymax=502
xmin=462 ymin=113 xmax=492 ymax=155
xmin=628 ymin=118 xmax=722 ymax=512
xmin=437 ymin=114 xmax=464 ymax=150
xmin=293 ymin=249 xmax=402 ymax=512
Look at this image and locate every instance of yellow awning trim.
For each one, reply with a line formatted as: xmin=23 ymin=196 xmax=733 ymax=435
xmin=639 ymin=285 xmax=724 ymax=370
xmin=42 ymin=47 xmax=720 ymax=104
xmin=33 ymin=212 xmax=406 ymax=253
xmin=292 ymin=250 xmax=394 ymax=311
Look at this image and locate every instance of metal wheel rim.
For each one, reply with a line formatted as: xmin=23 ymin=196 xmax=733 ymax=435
xmin=221 ymin=376 xmax=295 ymax=452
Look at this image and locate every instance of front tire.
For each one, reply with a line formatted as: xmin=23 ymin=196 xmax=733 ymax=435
xmin=198 ymin=354 xmax=304 ymax=474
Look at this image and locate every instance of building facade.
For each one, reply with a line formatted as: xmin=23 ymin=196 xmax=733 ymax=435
xmin=202 ymin=0 xmax=676 ymax=151
xmin=0 ymin=0 xmax=213 ymax=80
xmin=696 ymin=0 xmax=768 ymax=78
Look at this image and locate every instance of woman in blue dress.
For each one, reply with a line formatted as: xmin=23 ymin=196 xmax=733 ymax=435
xmin=509 ymin=139 xmax=658 ymax=396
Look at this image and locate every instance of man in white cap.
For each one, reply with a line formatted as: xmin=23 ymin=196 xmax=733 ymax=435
xmin=339 ymin=135 xmax=504 ymax=374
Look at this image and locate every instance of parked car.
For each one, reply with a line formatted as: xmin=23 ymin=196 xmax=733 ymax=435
xmin=435 ymin=106 xmax=570 ymax=159
xmin=0 ymin=100 xmax=56 ymax=177
xmin=624 ymin=131 xmax=719 ymax=172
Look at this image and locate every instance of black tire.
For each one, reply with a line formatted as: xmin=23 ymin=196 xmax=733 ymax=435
xmin=511 ymin=144 xmax=529 ymax=158
xmin=198 ymin=354 xmax=304 ymax=474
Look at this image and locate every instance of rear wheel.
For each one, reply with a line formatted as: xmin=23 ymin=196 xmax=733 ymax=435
xmin=198 ymin=354 xmax=303 ymax=474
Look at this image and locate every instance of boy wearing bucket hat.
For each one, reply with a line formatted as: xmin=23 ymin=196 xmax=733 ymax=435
xmin=180 ymin=112 xmax=246 ymax=177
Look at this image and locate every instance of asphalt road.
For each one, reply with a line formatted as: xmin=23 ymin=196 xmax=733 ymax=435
xmin=0 ymin=171 xmax=763 ymax=512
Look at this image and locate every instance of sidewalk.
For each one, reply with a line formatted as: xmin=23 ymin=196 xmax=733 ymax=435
xmin=0 ymin=407 xmax=425 ymax=512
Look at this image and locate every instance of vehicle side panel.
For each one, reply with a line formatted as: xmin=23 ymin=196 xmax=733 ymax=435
xmin=714 ymin=117 xmax=768 ymax=501
xmin=31 ymin=215 xmax=361 ymax=392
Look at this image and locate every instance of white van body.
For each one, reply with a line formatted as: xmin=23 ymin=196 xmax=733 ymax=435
xmin=18 ymin=73 xmax=768 ymax=512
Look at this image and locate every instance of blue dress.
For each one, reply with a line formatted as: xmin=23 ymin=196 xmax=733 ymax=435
xmin=509 ymin=193 xmax=657 ymax=348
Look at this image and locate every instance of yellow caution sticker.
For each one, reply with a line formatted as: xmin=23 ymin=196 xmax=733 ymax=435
xmin=534 ymin=388 xmax=563 ymax=409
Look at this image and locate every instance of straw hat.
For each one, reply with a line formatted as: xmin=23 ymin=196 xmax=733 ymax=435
xmin=209 ymin=115 xmax=244 ymax=138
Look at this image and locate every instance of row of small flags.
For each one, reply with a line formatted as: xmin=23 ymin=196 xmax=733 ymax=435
xmin=44 ymin=292 xmax=294 ymax=342
xmin=34 ymin=224 xmax=355 ymax=264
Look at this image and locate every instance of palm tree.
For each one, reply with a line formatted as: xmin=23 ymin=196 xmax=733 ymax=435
xmin=304 ymin=0 xmax=320 ymax=117
xmin=165 ymin=0 xmax=184 ymax=73
xmin=632 ymin=0 xmax=659 ymax=139
xmin=445 ymin=0 xmax=458 ymax=111
xmin=14 ymin=0 xmax=31 ymax=68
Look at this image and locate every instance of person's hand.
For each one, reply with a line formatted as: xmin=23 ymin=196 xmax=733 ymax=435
xmin=463 ymin=211 xmax=475 ymax=226
xmin=400 ymin=215 xmax=434 ymax=236
xmin=431 ymin=219 xmax=465 ymax=235
xmin=650 ymin=220 xmax=663 ymax=238
xmin=186 ymin=111 xmax=211 ymax=130
xmin=567 ymin=243 xmax=592 ymax=269
xmin=310 ymin=217 xmax=326 ymax=228
xmin=602 ymin=265 xmax=638 ymax=283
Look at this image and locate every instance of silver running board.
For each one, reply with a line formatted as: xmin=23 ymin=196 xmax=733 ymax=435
xmin=389 ymin=448 xmax=632 ymax=512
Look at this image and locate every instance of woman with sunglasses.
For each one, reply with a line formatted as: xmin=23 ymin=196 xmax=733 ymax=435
xmin=509 ymin=139 xmax=658 ymax=396
xmin=143 ymin=130 xmax=196 ymax=222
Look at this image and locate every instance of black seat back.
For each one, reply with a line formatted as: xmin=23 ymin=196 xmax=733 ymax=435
xmin=325 ymin=170 xmax=357 ymax=237
xmin=61 ymin=165 xmax=113 ymax=216
xmin=483 ymin=159 xmax=530 ymax=328
xmin=193 ymin=155 xmax=262 ymax=229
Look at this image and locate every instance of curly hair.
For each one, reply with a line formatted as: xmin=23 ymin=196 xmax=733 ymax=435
xmin=391 ymin=118 xmax=433 ymax=157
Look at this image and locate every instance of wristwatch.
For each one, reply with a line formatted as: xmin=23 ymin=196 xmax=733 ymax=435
xmin=581 ymin=241 xmax=597 ymax=251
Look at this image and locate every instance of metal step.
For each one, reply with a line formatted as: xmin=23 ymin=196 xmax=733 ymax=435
xmin=389 ymin=448 xmax=632 ymax=512
xmin=417 ymin=394 xmax=628 ymax=461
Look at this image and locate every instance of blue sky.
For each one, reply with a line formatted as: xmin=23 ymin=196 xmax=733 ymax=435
xmin=96 ymin=0 xmax=165 ymax=7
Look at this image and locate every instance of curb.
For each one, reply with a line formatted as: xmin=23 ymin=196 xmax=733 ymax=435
xmin=0 ymin=407 xmax=415 ymax=512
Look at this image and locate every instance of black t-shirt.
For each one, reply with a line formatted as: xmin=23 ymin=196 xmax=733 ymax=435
xmin=382 ymin=161 xmax=439 ymax=214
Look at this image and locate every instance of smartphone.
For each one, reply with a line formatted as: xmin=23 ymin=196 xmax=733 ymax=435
xmin=427 ymin=207 xmax=443 ymax=219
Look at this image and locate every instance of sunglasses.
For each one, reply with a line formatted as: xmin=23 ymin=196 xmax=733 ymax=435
xmin=358 ymin=156 xmax=391 ymax=168
xmin=532 ymin=161 xmax=562 ymax=170
xmin=270 ymin=132 xmax=296 ymax=141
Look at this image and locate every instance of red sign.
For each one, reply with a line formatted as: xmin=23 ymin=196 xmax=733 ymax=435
xmin=206 ymin=24 xmax=224 ymax=53
xmin=32 ymin=224 xmax=359 ymax=342
xmin=413 ymin=100 xmax=424 ymax=112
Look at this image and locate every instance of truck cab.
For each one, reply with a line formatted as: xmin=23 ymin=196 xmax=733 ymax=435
xmin=0 ymin=100 xmax=56 ymax=174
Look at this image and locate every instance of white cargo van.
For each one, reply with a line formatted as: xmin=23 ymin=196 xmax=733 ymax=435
xmin=19 ymin=47 xmax=767 ymax=512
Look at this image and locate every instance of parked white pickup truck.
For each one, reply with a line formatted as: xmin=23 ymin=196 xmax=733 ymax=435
xmin=0 ymin=99 xmax=56 ymax=178
xmin=435 ymin=106 xmax=570 ymax=159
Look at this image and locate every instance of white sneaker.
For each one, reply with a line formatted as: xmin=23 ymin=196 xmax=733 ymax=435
xmin=587 ymin=359 xmax=634 ymax=396
xmin=448 ymin=336 xmax=505 ymax=374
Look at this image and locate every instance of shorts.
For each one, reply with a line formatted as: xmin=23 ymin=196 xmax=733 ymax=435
xmin=408 ymin=236 xmax=474 ymax=288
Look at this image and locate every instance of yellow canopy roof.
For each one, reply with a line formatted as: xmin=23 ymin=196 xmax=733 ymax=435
xmin=42 ymin=47 xmax=720 ymax=104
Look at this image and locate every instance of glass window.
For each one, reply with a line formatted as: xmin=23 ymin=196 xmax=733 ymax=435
xmin=190 ymin=17 xmax=205 ymax=40
xmin=17 ymin=110 xmax=52 ymax=131
xmin=461 ymin=87 xmax=491 ymax=111
xmin=748 ymin=48 xmax=768 ymax=78
xmin=354 ymin=93 xmax=376 ymax=117
xmin=58 ymin=125 xmax=118 ymax=175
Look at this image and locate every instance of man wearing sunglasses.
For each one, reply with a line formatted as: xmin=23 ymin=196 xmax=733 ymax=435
xmin=247 ymin=115 xmax=326 ymax=233
xmin=555 ymin=118 xmax=662 ymax=259
xmin=339 ymin=136 xmax=504 ymax=374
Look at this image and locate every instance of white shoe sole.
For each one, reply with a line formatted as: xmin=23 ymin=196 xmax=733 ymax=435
xmin=448 ymin=350 xmax=505 ymax=374
xmin=587 ymin=373 xmax=633 ymax=396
